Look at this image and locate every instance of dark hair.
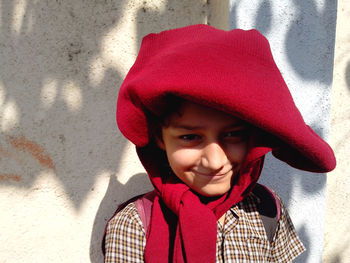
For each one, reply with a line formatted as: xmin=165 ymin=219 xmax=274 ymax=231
xmin=157 ymin=95 xmax=184 ymax=126
xmin=145 ymin=95 xmax=184 ymax=142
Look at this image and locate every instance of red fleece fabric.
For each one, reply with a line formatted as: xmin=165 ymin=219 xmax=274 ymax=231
xmin=116 ymin=25 xmax=336 ymax=262
xmin=117 ymin=24 xmax=336 ymax=172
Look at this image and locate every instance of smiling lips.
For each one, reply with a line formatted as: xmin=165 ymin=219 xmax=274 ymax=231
xmin=192 ymin=169 xmax=233 ymax=179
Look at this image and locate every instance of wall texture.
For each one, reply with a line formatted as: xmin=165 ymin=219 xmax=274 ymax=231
xmin=228 ymin=0 xmax=337 ymax=262
xmin=0 ymin=0 xmax=347 ymax=262
xmin=323 ymin=1 xmax=350 ymax=262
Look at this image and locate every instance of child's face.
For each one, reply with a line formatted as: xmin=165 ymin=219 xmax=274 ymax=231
xmin=157 ymin=101 xmax=249 ymax=197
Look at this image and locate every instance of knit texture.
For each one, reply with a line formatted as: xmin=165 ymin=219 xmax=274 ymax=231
xmin=117 ymin=24 xmax=336 ymax=172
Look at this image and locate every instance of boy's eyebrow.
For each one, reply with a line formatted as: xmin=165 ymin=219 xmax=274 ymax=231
xmin=169 ymin=123 xmax=248 ymax=130
xmin=170 ymin=124 xmax=204 ymax=130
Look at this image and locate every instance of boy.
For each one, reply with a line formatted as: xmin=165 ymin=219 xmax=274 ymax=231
xmin=104 ymin=25 xmax=336 ymax=262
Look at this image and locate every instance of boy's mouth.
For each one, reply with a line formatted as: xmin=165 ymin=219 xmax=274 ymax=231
xmin=192 ymin=169 xmax=233 ymax=179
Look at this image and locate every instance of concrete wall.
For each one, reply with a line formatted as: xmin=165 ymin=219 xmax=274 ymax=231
xmin=228 ymin=1 xmax=337 ymax=262
xmin=0 ymin=0 xmax=347 ymax=262
xmin=323 ymin=1 xmax=350 ymax=262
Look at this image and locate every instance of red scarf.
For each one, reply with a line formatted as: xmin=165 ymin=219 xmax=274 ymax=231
xmin=137 ymin=131 xmax=272 ymax=263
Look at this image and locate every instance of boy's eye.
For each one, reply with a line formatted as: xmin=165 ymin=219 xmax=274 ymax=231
xmin=223 ymin=129 xmax=248 ymax=139
xmin=179 ymin=134 xmax=201 ymax=141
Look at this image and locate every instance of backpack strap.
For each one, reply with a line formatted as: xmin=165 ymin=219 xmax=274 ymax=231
xmin=134 ymin=190 xmax=156 ymax=235
xmin=252 ymin=183 xmax=281 ymax=242
xmin=102 ymin=193 xmax=146 ymax=256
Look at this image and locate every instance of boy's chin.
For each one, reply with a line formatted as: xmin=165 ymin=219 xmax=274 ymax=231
xmin=194 ymin=185 xmax=231 ymax=198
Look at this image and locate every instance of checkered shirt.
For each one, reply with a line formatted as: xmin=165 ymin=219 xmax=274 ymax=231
xmin=104 ymin=193 xmax=305 ymax=262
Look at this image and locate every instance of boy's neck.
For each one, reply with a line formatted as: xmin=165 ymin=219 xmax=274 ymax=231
xmin=218 ymin=214 xmax=226 ymax=226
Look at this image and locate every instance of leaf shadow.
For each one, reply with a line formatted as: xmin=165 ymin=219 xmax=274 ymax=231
xmin=90 ymin=172 xmax=152 ymax=262
xmin=0 ymin=0 xmax=128 ymax=208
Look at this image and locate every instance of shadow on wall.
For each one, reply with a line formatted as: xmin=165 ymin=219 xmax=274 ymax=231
xmin=0 ymin=2 xmax=141 ymax=261
xmin=230 ymin=0 xmax=336 ymax=262
xmin=286 ymin=0 xmax=337 ymax=84
xmin=260 ymin=121 xmax=328 ymax=263
xmin=0 ymin=0 xmax=130 ymax=261
xmin=90 ymin=172 xmax=152 ymax=261
xmin=0 ymin=0 xmax=129 ymax=205
xmin=230 ymin=0 xmax=272 ymax=37
xmin=346 ymin=61 xmax=350 ymax=90
xmin=230 ymin=0 xmax=337 ymax=85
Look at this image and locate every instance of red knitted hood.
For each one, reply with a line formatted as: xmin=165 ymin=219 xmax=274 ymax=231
xmin=116 ymin=24 xmax=336 ymax=263
xmin=117 ymin=24 xmax=335 ymax=173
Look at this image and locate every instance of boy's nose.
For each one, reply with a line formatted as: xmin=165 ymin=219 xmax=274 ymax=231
xmin=201 ymin=142 xmax=228 ymax=171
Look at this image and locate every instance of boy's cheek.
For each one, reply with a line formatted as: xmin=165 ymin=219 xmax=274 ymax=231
xmin=226 ymin=144 xmax=248 ymax=163
xmin=168 ymin=149 xmax=199 ymax=168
